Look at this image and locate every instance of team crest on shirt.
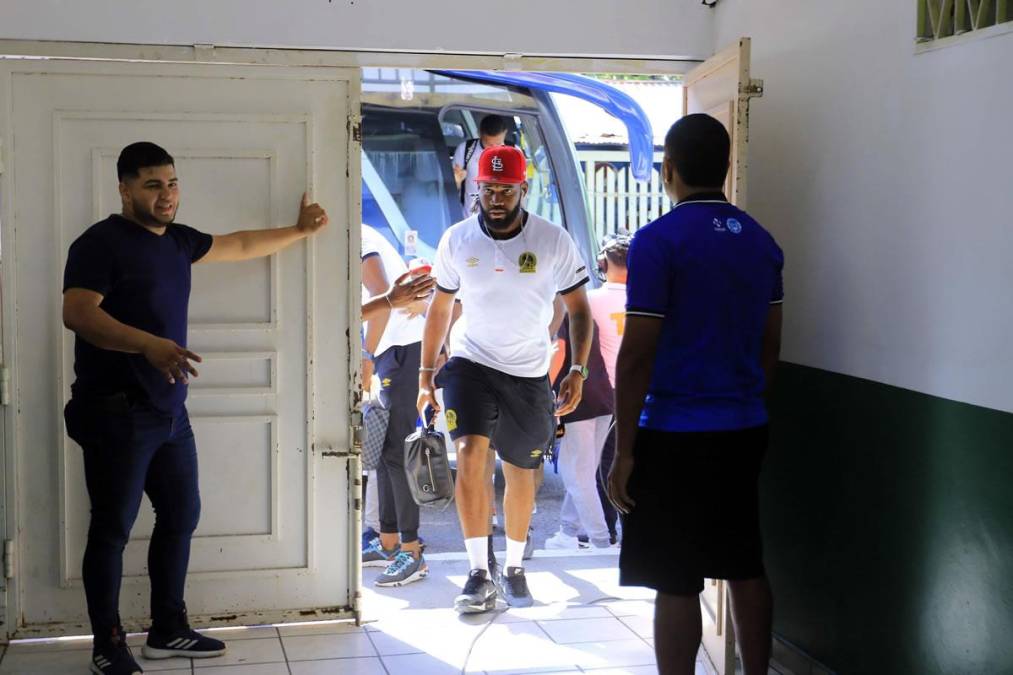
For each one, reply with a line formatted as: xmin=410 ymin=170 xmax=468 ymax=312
xmin=518 ymin=251 xmax=538 ymax=273
xmin=727 ymin=218 xmax=743 ymax=234
xmin=445 ymin=409 xmax=458 ymax=432
xmin=466 ymin=256 xmax=480 ymax=267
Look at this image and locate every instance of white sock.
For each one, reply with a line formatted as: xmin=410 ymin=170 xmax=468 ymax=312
xmin=506 ymin=537 xmax=526 ymax=570
xmin=465 ymin=537 xmax=489 ymax=573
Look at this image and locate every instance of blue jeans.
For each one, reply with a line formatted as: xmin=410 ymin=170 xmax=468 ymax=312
xmin=64 ymin=393 xmax=200 ymax=643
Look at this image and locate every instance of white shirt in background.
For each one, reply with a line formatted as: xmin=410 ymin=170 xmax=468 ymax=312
xmin=361 ymin=224 xmax=424 ymax=357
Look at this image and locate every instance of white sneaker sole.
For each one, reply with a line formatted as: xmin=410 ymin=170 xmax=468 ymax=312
xmin=374 ymin=565 xmax=429 ymax=588
xmin=454 ymin=591 xmax=497 ymax=614
xmin=362 ymin=558 xmax=397 ymax=568
xmin=141 ymin=645 xmax=226 ymax=660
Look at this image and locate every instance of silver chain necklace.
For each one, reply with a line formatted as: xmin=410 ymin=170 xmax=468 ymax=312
xmin=479 ymin=213 xmax=530 ymax=270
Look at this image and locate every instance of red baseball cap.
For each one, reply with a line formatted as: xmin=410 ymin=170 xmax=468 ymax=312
xmin=475 ymin=145 xmax=527 ymax=184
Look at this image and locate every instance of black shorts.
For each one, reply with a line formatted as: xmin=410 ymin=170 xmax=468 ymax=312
xmin=434 ymin=357 xmax=556 ymax=470
xmin=619 ymin=425 xmax=768 ymax=596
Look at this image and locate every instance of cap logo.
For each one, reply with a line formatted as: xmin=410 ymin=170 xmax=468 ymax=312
xmin=491 ymin=156 xmax=504 ymax=172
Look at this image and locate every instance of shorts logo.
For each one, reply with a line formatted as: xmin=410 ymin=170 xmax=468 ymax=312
xmin=518 ymin=251 xmax=538 ymax=274
xmin=381 ymin=377 xmax=392 ymax=388
xmin=466 ymin=256 xmax=480 ymax=267
xmin=530 ymin=448 xmax=543 ymax=458
xmin=727 ymin=218 xmax=743 ymax=234
xmin=445 ymin=409 xmax=458 ymax=432
xmin=491 ymin=156 xmax=504 ymax=172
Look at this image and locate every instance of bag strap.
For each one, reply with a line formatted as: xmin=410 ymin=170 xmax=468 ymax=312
xmin=459 ymin=138 xmax=479 ymax=204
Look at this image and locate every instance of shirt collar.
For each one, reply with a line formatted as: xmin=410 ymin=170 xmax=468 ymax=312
xmin=675 ymin=191 xmax=729 ymax=206
xmin=477 ymin=210 xmax=529 ymax=241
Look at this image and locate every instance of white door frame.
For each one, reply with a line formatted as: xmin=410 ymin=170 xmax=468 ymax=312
xmin=0 ymin=39 xmax=703 ymax=640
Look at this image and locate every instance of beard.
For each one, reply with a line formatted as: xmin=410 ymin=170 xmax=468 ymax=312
xmin=131 ymin=197 xmax=176 ymax=227
xmin=480 ymin=201 xmax=522 ymax=232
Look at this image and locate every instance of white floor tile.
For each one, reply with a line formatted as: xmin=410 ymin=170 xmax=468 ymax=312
xmin=585 ymin=666 xmax=659 ymax=675
xmin=193 ymin=637 xmax=285 ymax=668
xmin=367 ymin=630 xmax=426 ymax=655
xmin=290 ymin=657 xmax=388 ymax=674
xmin=497 ymin=604 xmax=613 ymax=624
xmin=195 ymin=664 xmax=290 ymax=675
xmin=0 ymin=649 xmax=98 ymax=674
xmin=618 ymin=615 xmax=653 ymax=640
xmin=566 ymin=639 xmax=656 ymax=670
xmin=603 ymin=600 xmax=655 ymax=619
xmin=283 ymin=632 xmax=377 ymax=661
xmin=537 ymin=617 xmax=639 ymax=645
xmin=277 ymin=620 xmax=365 ymax=637
xmin=382 ymin=651 xmax=470 ymax=674
xmin=466 ymin=621 xmax=578 ymax=673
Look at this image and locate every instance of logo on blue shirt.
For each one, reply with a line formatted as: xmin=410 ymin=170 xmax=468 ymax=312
xmin=727 ymin=218 xmax=743 ymax=234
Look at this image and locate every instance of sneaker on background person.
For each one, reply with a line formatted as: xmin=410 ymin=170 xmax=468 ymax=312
xmin=375 ymin=551 xmax=429 ymax=587
xmin=362 ymin=537 xmax=399 ymax=568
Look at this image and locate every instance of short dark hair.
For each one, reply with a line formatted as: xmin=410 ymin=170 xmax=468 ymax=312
xmin=663 ymin=114 xmax=730 ymax=189
xmin=117 ymin=142 xmax=174 ymax=181
xmin=479 ymin=114 xmax=509 ymax=137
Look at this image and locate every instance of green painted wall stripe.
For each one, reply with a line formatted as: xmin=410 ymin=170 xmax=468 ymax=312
xmin=763 ymin=363 xmax=1013 ymax=675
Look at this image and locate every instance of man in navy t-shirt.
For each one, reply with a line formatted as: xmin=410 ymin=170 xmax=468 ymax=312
xmin=608 ymin=115 xmax=784 ymax=675
xmin=62 ymin=142 xmax=330 ymax=675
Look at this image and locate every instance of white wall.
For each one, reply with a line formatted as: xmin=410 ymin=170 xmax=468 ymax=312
xmin=1 ymin=0 xmax=713 ymax=60
xmin=714 ymin=1 xmax=1013 ymax=413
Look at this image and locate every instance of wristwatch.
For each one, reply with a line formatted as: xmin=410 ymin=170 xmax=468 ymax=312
xmin=569 ymin=364 xmax=589 ymax=380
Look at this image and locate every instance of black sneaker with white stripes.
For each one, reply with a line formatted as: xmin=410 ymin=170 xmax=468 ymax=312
xmin=142 ymin=626 xmax=226 ymax=660
xmin=90 ymin=626 xmax=142 ymax=675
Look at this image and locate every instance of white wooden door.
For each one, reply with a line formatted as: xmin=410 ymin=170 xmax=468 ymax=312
xmin=0 ymin=58 xmax=361 ymax=637
xmin=683 ymin=37 xmax=763 ymax=675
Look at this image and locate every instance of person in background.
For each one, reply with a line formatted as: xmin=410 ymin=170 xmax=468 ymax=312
xmin=452 ymin=114 xmax=509 ymax=218
xmin=360 ymin=224 xmax=434 ymax=587
xmin=609 ymin=114 xmax=784 ymax=675
xmin=546 ymin=231 xmax=630 ymax=550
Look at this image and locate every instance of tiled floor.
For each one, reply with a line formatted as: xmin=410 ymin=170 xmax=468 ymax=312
xmin=0 ymin=554 xmax=735 ymax=674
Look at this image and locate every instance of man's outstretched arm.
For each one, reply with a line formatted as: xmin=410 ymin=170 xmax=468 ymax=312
xmin=198 ymin=193 xmax=328 ymax=263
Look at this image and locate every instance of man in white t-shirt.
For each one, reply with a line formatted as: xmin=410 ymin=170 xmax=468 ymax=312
xmin=360 ymin=225 xmax=432 ymax=588
xmin=452 ymin=114 xmax=509 ymax=218
xmin=418 ymin=146 xmax=593 ymax=612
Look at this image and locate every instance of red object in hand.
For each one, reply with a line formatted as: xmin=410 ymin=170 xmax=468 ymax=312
xmin=408 ymin=258 xmax=432 ymax=279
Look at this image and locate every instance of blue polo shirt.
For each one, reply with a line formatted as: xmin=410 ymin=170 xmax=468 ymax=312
xmin=63 ymin=214 xmax=214 ymax=415
xmin=626 ymin=193 xmax=784 ymax=432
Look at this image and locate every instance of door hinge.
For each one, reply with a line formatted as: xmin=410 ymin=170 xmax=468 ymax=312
xmin=0 ymin=138 xmax=5 ymax=175
xmin=0 ymin=366 xmax=10 ymax=406
xmin=743 ymin=78 xmax=764 ymax=98
xmin=3 ymin=540 xmax=13 ymax=580
xmin=350 ymin=119 xmax=362 ymax=144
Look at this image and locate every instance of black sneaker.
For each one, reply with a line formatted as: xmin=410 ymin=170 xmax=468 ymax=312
xmin=91 ymin=627 xmax=142 ymax=675
xmin=142 ymin=625 xmax=226 ymax=660
xmin=500 ymin=566 xmax=533 ymax=608
xmin=454 ymin=568 xmax=498 ymax=614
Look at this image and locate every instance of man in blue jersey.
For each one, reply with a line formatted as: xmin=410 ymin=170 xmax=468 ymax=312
xmin=608 ymin=114 xmax=784 ymax=675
